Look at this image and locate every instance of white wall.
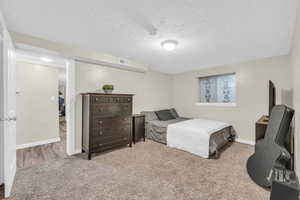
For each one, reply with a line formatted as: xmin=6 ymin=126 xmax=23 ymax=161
xmin=16 ymin=61 xmax=60 ymax=146
xmin=171 ymin=56 xmax=292 ymax=143
xmin=9 ymin=29 xmax=296 ymax=162
xmin=74 ymin=62 xmax=172 ymax=150
xmin=291 ymin=0 xmax=300 ymax=175
xmin=0 ymin=11 xmax=5 ymax=185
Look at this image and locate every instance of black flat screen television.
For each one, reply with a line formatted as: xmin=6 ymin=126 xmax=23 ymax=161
xmin=269 ymin=81 xmax=276 ymax=117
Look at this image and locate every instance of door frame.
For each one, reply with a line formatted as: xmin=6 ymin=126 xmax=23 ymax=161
xmin=0 ymin=18 xmax=17 ymax=198
xmin=15 ymin=50 xmax=77 ymax=156
xmin=65 ymin=59 xmax=77 ymax=155
xmin=0 ymin=21 xmax=4 ymax=189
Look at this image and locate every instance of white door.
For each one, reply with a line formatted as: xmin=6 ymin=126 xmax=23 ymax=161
xmin=0 ymin=21 xmax=17 ymax=198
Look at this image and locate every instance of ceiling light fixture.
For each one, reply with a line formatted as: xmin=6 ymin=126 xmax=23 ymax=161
xmin=161 ymin=40 xmax=178 ymax=51
xmin=41 ymin=57 xmax=53 ymax=62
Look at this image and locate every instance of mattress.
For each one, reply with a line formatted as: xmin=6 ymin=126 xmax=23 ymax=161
xmin=146 ymin=118 xmax=233 ymax=157
xmin=167 ymin=119 xmax=232 ymax=158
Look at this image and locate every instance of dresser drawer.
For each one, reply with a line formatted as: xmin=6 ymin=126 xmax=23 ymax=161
xmin=91 ymin=103 xmax=132 ymax=117
xmin=91 ymin=116 xmax=131 ymax=129
xmin=91 ymin=125 xmax=131 ymax=138
xmin=120 ymin=103 xmax=132 ymax=114
xmin=90 ymin=136 xmax=130 ymax=150
xmin=91 ymin=104 xmax=121 ymax=117
xmin=91 ymin=134 xmax=130 ymax=145
xmin=119 ymin=97 xmax=132 ymax=103
xmin=91 ymin=96 xmax=132 ymax=104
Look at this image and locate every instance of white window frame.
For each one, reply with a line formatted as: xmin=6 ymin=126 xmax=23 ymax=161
xmin=196 ymin=72 xmax=237 ymax=107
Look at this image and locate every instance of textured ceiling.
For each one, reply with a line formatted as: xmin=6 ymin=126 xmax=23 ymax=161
xmin=0 ymin=0 xmax=298 ymax=73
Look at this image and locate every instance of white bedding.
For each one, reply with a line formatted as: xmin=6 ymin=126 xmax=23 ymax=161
xmin=167 ymin=119 xmax=229 ymax=158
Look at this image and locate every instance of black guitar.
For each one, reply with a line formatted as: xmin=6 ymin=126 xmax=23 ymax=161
xmin=247 ymin=105 xmax=294 ymax=188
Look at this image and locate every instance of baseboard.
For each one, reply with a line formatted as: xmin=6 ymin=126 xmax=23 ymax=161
xmin=73 ymin=149 xmax=82 ymax=155
xmin=235 ymin=138 xmax=255 ymax=146
xmin=16 ymin=137 xmax=61 ymax=149
xmin=67 ymin=149 xmax=82 ymax=156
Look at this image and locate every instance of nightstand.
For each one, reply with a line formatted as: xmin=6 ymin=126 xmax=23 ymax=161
xmin=132 ymin=114 xmax=145 ymax=144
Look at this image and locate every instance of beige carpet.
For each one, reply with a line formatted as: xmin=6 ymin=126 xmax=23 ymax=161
xmin=8 ymin=141 xmax=269 ymax=200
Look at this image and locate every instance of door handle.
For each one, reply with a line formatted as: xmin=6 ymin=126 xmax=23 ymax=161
xmin=0 ymin=117 xmax=16 ymax=121
xmin=8 ymin=117 xmax=17 ymax=121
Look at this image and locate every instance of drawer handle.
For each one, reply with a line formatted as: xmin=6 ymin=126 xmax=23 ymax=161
xmin=99 ymin=108 xmax=103 ymax=112
xmin=98 ymin=144 xmax=103 ymax=147
xmin=99 ymin=131 xmax=103 ymax=135
xmin=99 ymin=120 xmax=103 ymax=124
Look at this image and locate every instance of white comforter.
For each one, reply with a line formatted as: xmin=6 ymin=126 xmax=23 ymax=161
xmin=167 ymin=119 xmax=229 ymax=158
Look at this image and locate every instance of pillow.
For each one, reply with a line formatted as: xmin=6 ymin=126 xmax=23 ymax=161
xmin=170 ymin=108 xmax=179 ymax=118
xmin=141 ymin=111 xmax=158 ymax=122
xmin=155 ymin=110 xmax=175 ymax=121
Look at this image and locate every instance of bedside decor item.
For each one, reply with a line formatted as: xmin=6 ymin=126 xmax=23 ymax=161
xmin=102 ymin=84 xmax=114 ymax=94
xmin=81 ymin=93 xmax=133 ymax=160
xmin=132 ymin=114 xmax=145 ymax=144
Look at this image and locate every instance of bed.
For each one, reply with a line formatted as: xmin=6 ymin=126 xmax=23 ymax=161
xmin=141 ymin=109 xmax=235 ymax=158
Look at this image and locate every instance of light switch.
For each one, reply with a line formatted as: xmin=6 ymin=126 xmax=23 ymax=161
xmin=50 ymin=96 xmax=56 ymax=101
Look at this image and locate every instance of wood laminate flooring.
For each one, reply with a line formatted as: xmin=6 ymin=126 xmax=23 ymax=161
xmin=16 ymin=121 xmax=67 ymax=169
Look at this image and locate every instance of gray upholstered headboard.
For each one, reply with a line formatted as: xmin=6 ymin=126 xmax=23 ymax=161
xmin=141 ymin=108 xmax=179 ymax=122
xmin=140 ymin=111 xmax=158 ymax=122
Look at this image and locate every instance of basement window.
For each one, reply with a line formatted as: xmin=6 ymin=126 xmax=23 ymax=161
xmin=197 ymin=73 xmax=236 ymax=106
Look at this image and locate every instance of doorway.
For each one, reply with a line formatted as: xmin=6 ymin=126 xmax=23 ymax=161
xmin=15 ymin=50 xmax=76 ymax=168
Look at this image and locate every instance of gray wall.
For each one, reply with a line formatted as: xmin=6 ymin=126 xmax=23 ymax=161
xmin=171 ymin=55 xmax=292 ymax=143
xmin=74 ymin=62 xmax=172 ymax=150
xmin=16 ymin=62 xmax=59 ymax=146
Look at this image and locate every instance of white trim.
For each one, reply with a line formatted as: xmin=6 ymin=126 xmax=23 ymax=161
xmin=4 ymin=159 xmax=16 ymax=198
xmin=72 ymin=149 xmax=82 ymax=155
xmin=16 ymin=43 xmax=148 ymax=73
xmin=15 ymin=49 xmax=78 ymax=156
xmin=74 ymin=56 xmax=148 ymax=73
xmin=16 ymin=49 xmax=67 ymax=69
xmin=0 ymin=19 xmax=5 ymax=187
xmin=16 ymin=137 xmax=61 ymax=149
xmin=235 ymin=138 xmax=255 ymax=146
xmin=65 ymin=60 xmax=77 ymax=155
xmin=1 ymin=17 xmax=17 ymax=198
xmin=195 ymin=102 xmax=237 ymax=107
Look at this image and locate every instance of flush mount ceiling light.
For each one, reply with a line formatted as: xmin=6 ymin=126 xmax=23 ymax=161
xmin=161 ymin=40 xmax=178 ymax=51
xmin=41 ymin=57 xmax=53 ymax=62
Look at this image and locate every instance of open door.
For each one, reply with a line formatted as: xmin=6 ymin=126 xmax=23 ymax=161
xmin=0 ymin=18 xmax=17 ymax=198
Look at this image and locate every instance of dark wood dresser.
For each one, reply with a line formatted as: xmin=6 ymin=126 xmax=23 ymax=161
xmin=132 ymin=114 xmax=145 ymax=144
xmin=81 ymin=93 xmax=133 ymax=160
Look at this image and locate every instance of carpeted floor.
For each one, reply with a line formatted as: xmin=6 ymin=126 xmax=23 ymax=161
xmin=8 ymin=141 xmax=269 ymax=200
